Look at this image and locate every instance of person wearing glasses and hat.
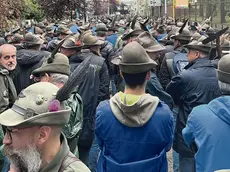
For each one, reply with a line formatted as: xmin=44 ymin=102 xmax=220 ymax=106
xmin=0 ymin=82 xmax=90 ymax=172
xmin=166 ymin=36 xmax=222 ymax=172
xmin=95 ymin=41 xmax=174 ymax=172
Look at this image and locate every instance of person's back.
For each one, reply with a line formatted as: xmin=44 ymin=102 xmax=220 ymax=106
xmin=183 ymin=96 xmax=230 ymax=172
xmin=96 ymin=94 xmax=173 ymax=172
xmin=183 ymin=54 xmax=230 ymax=172
xmin=13 ymin=49 xmax=50 ymax=94
xmin=69 ymin=49 xmax=110 ymax=163
xmin=96 ymin=42 xmax=174 ymax=172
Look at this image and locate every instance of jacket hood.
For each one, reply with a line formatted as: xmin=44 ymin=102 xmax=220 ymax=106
xmin=17 ymin=49 xmax=50 ymax=66
xmin=110 ymin=92 xmax=159 ymax=127
xmin=209 ymin=96 xmax=230 ymax=126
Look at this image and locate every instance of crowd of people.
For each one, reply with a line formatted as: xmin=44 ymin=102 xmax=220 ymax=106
xmin=0 ymin=15 xmax=229 ymax=172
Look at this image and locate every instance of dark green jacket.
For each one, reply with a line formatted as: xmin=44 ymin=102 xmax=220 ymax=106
xmin=0 ymin=66 xmax=17 ymax=161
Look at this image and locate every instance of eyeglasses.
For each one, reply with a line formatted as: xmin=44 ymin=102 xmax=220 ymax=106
xmin=2 ymin=126 xmax=18 ymax=140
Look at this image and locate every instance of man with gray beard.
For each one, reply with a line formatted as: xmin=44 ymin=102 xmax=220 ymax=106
xmin=0 ymin=82 xmax=90 ymax=172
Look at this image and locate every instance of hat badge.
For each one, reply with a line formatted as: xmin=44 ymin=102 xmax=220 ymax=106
xmin=36 ymin=95 xmax=44 ymax=105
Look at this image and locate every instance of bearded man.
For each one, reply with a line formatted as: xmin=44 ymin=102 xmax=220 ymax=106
xmin=1 ymin=82 xmax=90 ymax=172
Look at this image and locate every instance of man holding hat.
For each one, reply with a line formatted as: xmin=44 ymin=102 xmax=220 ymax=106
xmin=0 ymin=82 xmax=90 ymax=172
xmin=95 ymin=41 xmax=174 ymax=171
xmin=166 ymin=37 xmax=222 ymax=172
xmin=182 ymin=54 xmax=230 ymax=172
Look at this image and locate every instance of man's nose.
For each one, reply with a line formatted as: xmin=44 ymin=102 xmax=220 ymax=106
xmin=3 ymin=133 xmax=11 ymax=145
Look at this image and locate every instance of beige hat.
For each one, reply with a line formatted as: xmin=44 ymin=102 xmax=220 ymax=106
xmin=82 ymin=33 xmax=104 ymax=47
xmin=119 ymin=41 xmax=157 ymax=74
xmin=23 ymin=32 xmax=44 ymax=45
xmin=0 ymin=82 xmax=71 ymax=127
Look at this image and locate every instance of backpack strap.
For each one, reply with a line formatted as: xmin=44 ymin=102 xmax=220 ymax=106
xmin=165 ymin=51 xmax=177 ymax=78
xmin=59 ymin=152 xmax=80 ymax=172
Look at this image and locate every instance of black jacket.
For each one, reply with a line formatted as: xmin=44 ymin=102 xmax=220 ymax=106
xmin=13 ymin=49 xmax=50 ymax=94
xmin=69 ymin=50 xmax=110 ymax=148
xmin=166 ymin=58 xmax=221 ymax=157
xmin=159 ymin=47 xmax=186 ymax=89
xmin=100 ymin=40 xmax=117 ymax=76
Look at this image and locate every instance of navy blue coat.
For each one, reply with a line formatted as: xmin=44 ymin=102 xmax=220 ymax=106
xmin=166 ymin=57 xmax=221 ymax=157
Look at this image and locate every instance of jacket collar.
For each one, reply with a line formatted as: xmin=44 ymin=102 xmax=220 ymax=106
xmin=40 ymin=133 xmax=69 ymax=172
xmin=184 ymin=57 xmax=214 ymax=70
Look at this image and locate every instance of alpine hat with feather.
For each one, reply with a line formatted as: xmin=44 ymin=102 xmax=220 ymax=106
xmin=171 ymin=19 xmax=192 ymax=41
xmin=0 ymin=82 xmax=71 ymax=127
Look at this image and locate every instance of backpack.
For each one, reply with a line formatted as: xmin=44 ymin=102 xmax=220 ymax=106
xmin=166 ymin=50 xmax=188 ymax=77
xmin=172 ymin=52 xmax=189 ymax=74
xmin=63 ymin=91 xmax=83 ymax=140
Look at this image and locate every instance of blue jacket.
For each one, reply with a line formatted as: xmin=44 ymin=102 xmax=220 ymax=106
xmin=96 ymin=93 xmax=174 ymax=172
xmin=183 ymin=96 xmax=230 ymax=172
xmin=166 ymin=57 xmax=222 ymax=157
xmin=106 ymin=33 xmax=118 ymax=47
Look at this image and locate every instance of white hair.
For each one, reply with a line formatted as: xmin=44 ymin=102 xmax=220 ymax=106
xmin=49 ymin=73 xmax=69 ymax=85
xmin=218 ymin=81 xmax=230 ymax=95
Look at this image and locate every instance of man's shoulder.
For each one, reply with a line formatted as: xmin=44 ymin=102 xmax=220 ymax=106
xmin=0 ymin=68 xmax=9 ymax=76
xmin=63 ymin=160 xmax=90 ymax=172
xmin=61 ymin=152 xmax=90 ymax=172
xmin=154 ymin=101 xmax=173 ymax=119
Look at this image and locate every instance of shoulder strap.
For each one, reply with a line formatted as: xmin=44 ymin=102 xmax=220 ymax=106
xmin=165 ymin=51 xmax=177 ymax=78
xmin=59 ymin=153 xmax=80 ymax=172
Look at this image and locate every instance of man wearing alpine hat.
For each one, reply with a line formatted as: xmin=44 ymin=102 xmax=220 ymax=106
xmin=0 ymin=82 xmax=90 ymax=172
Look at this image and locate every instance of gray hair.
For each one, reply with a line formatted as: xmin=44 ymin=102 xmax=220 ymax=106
xmin=49 ymin=73 xmax=69 ymax=85
xmin=218 ymin=81 xmax=230 ymax=95
xmin=0 ymin=44 xmax=16 ymax=58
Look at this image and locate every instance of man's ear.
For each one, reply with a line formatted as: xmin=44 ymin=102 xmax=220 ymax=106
xmin=146 ymin=71 xmax=151 ymax=81
xmin=37 ymin=126 xmax=51 ymax=145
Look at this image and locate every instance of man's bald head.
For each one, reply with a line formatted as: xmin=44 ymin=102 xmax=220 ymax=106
xmin=0 ymin=44 xmax=17 ymax=71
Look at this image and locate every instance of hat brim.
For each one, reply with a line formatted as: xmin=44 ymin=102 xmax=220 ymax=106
xmin=84 ymin=39 xmax=104 ymax=46
xmin=122 ymin=30 xmax=144 ymax=41
xmin=171 ymin=35 xmax=191 ymax=41
xmin=119 ymin=61 xmax=157 ymax=74
xmin=23 ymin=39 xmax=44 ymax=45
xmin=145 ymin=44 xmax=166 ymax=53
xmin=0 ymin=107 xmax=71 ymax=127
xmin=184 ymin=44 xmax=212 ymax=53
xmin=32 ymin=64 xmax=70 ymax=77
